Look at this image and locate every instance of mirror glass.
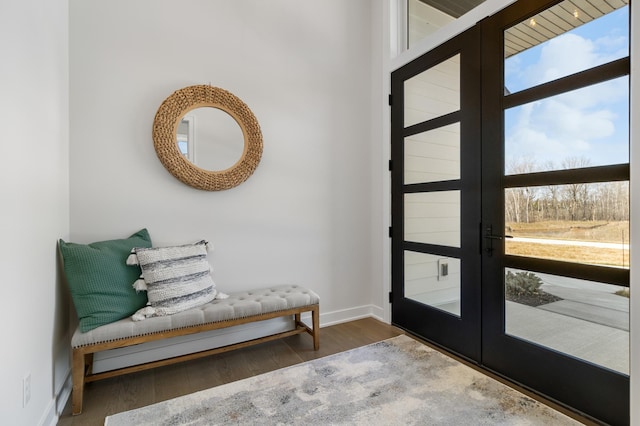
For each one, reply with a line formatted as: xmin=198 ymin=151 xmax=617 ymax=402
xmin=177 ymin=107 xmax=245 ymax=171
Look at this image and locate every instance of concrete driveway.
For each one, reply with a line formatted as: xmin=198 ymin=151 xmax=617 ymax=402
xmin=505 ymin=271 xmax=630 ymax=374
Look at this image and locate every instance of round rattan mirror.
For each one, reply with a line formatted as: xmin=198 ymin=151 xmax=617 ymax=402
xmin=152 ymin=85 xmax=263 ymax=191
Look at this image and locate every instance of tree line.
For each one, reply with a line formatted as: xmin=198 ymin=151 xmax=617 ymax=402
xmin=505 ymin=157 xmax=629 ymax=223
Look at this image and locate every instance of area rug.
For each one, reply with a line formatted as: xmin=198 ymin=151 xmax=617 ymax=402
xmin=105 ymin=335 xmax=580 ymax=425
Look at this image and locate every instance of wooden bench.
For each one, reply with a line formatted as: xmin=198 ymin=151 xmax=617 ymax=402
xmin=70 ymin=284 xmax=319 ymax=415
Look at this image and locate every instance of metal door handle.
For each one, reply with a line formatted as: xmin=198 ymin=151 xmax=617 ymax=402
xmin=484 ymin=225 xmax=512 ymax=256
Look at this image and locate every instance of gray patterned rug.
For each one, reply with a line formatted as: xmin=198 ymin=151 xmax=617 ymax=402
xmin=105 ymin=335 xmax=581 ymax=425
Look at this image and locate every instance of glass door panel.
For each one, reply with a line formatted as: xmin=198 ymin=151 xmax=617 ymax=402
xmin=404 ymin=191 xmax=460 ymax=247
xmin=505 ymin=268 xmax=629 ymax=374
xmin=504 ymin=2 xmax=629 ymax=94
xmin=403 ymin=54 xmax=460 ymax=127
xmin=504 ymin=77 xmax=630 ymax=172
xmin=404 ymin=123 xmax=460 ymax=184
xmin=505 ymin=182 xmax=630 ymax=267
xmin=405 ymin=251 xmax=461 ymax=316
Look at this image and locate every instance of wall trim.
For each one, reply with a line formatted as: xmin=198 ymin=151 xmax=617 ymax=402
xmin=41 ymin=367 xmax=72 ymax=426
xmin=315 ymin=304 xmax=387 ymax=327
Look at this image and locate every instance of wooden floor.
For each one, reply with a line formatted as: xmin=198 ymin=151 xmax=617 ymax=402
xmin=57 ymin=317 xmax=595 ymax=426
xmin=57 ymin=318 xmax=403 ymax=426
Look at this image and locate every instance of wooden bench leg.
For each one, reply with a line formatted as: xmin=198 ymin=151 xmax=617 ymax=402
xmin=85 ymin=352 xmax=94 ymax=375
xmin=72 ymin=348 xmax=86 ymax=415
xmin=312 ymin=307 xmax=320 ymax=350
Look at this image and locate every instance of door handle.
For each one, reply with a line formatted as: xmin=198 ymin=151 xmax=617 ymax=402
xmin=484 ymin=225 xmax=512 ymax=256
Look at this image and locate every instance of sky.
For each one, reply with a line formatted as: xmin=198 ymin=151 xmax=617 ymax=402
xmin=504 ymin=5 xmax=629 ymax=173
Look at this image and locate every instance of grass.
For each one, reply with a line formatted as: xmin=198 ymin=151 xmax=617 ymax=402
xmin=505 ymin=241 xmax=628 ymax=268
xmin=505 ymin=220 xmax=629 ymax=268
xmin=506 ymin=220 xmax=629 ymax=244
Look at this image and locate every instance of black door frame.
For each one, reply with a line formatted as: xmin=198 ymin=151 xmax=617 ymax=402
xmin=391 ymin=0 xmax=630 ymax=424
xmin=390 ymin=26 xmax=482 ymax=362
xmin=480 ymin=1 xmax=630 ymax=424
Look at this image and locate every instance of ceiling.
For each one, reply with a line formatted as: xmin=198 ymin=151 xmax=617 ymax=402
xmin=504 ymin=0 xmax=629 ymax=58
xmin=419 ymin=0 xmax=629 ymax=58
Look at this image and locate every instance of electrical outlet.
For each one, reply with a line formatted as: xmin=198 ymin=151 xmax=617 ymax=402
xmin=437 ymin=259 xmax=449 ymax=281
xmin=23 ymin=373 xmax=31 ymax=407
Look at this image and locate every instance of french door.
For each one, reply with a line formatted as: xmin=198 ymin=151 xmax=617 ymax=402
xmin=390 ymin=27 xmax=482 ymax=360
xmin=391 ymin=0 xmax=630 ymax=424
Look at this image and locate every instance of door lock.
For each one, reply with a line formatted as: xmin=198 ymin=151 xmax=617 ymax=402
xmin=484 ymin=225 xmax=512 ymax=256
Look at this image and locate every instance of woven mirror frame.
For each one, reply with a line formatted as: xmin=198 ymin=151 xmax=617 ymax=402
xmin=152 ymin=85 xmax=263 ymax=191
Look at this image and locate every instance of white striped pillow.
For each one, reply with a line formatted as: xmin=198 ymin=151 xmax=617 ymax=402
xmin=127 ymin=240 xmax=218 ymax=321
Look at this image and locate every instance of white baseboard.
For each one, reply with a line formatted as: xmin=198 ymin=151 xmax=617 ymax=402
xmin=39 ymin=398 xmax=57 ymax=426
xmin=56 ymin=372 xmax=72 ymax=415
xmin=369 ymin=304 xmax=386 ymax=322
xmin=315 ymin=303 xmax=386 ymax=327
xmin=41 ymin=367 xmax=72 ymax=426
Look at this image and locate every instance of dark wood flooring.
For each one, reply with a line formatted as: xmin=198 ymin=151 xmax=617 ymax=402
xmin=57 ymin=318 xmax=403 ymax=425
xmin=57 ymin=317 xmax=594 ymax=425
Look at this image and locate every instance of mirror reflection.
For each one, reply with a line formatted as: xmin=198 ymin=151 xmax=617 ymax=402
xmin=177 ymin=107 xmax=245 ymax=171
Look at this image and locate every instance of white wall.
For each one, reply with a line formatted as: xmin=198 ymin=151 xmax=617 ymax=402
xmin=370 ymin=1 xmax=388 ymax=322
xmin=0 ymin=1 xmax=70 ymax=425
xmin=69 ymin=0 xmax=376 ymax=330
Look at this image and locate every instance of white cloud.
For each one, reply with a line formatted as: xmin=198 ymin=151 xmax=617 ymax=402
xmin=526 ymin=34 xmax=597 ymax=86
xmin=505 ymin=29 xmax=628 ymax=169
xmin=506 ymin=88 xmax=621 ymax=167
xmin=508 ymin=15 xmax=628 ymax=92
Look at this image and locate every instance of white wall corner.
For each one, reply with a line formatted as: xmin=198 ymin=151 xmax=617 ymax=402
xmin=380 ymin=0 xmax=394 ymax=325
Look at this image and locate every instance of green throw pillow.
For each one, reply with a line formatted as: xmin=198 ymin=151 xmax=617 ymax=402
xmin=59 ymin=229 xmax=152 ymax=332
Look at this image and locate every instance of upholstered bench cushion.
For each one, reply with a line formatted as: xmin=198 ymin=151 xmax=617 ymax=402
xmin=72 ymin=284 xmax=319 ymax=348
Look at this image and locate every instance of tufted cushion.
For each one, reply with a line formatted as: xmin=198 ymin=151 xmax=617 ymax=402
xmin=72 ymin=284 xmax=320 ymax=347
